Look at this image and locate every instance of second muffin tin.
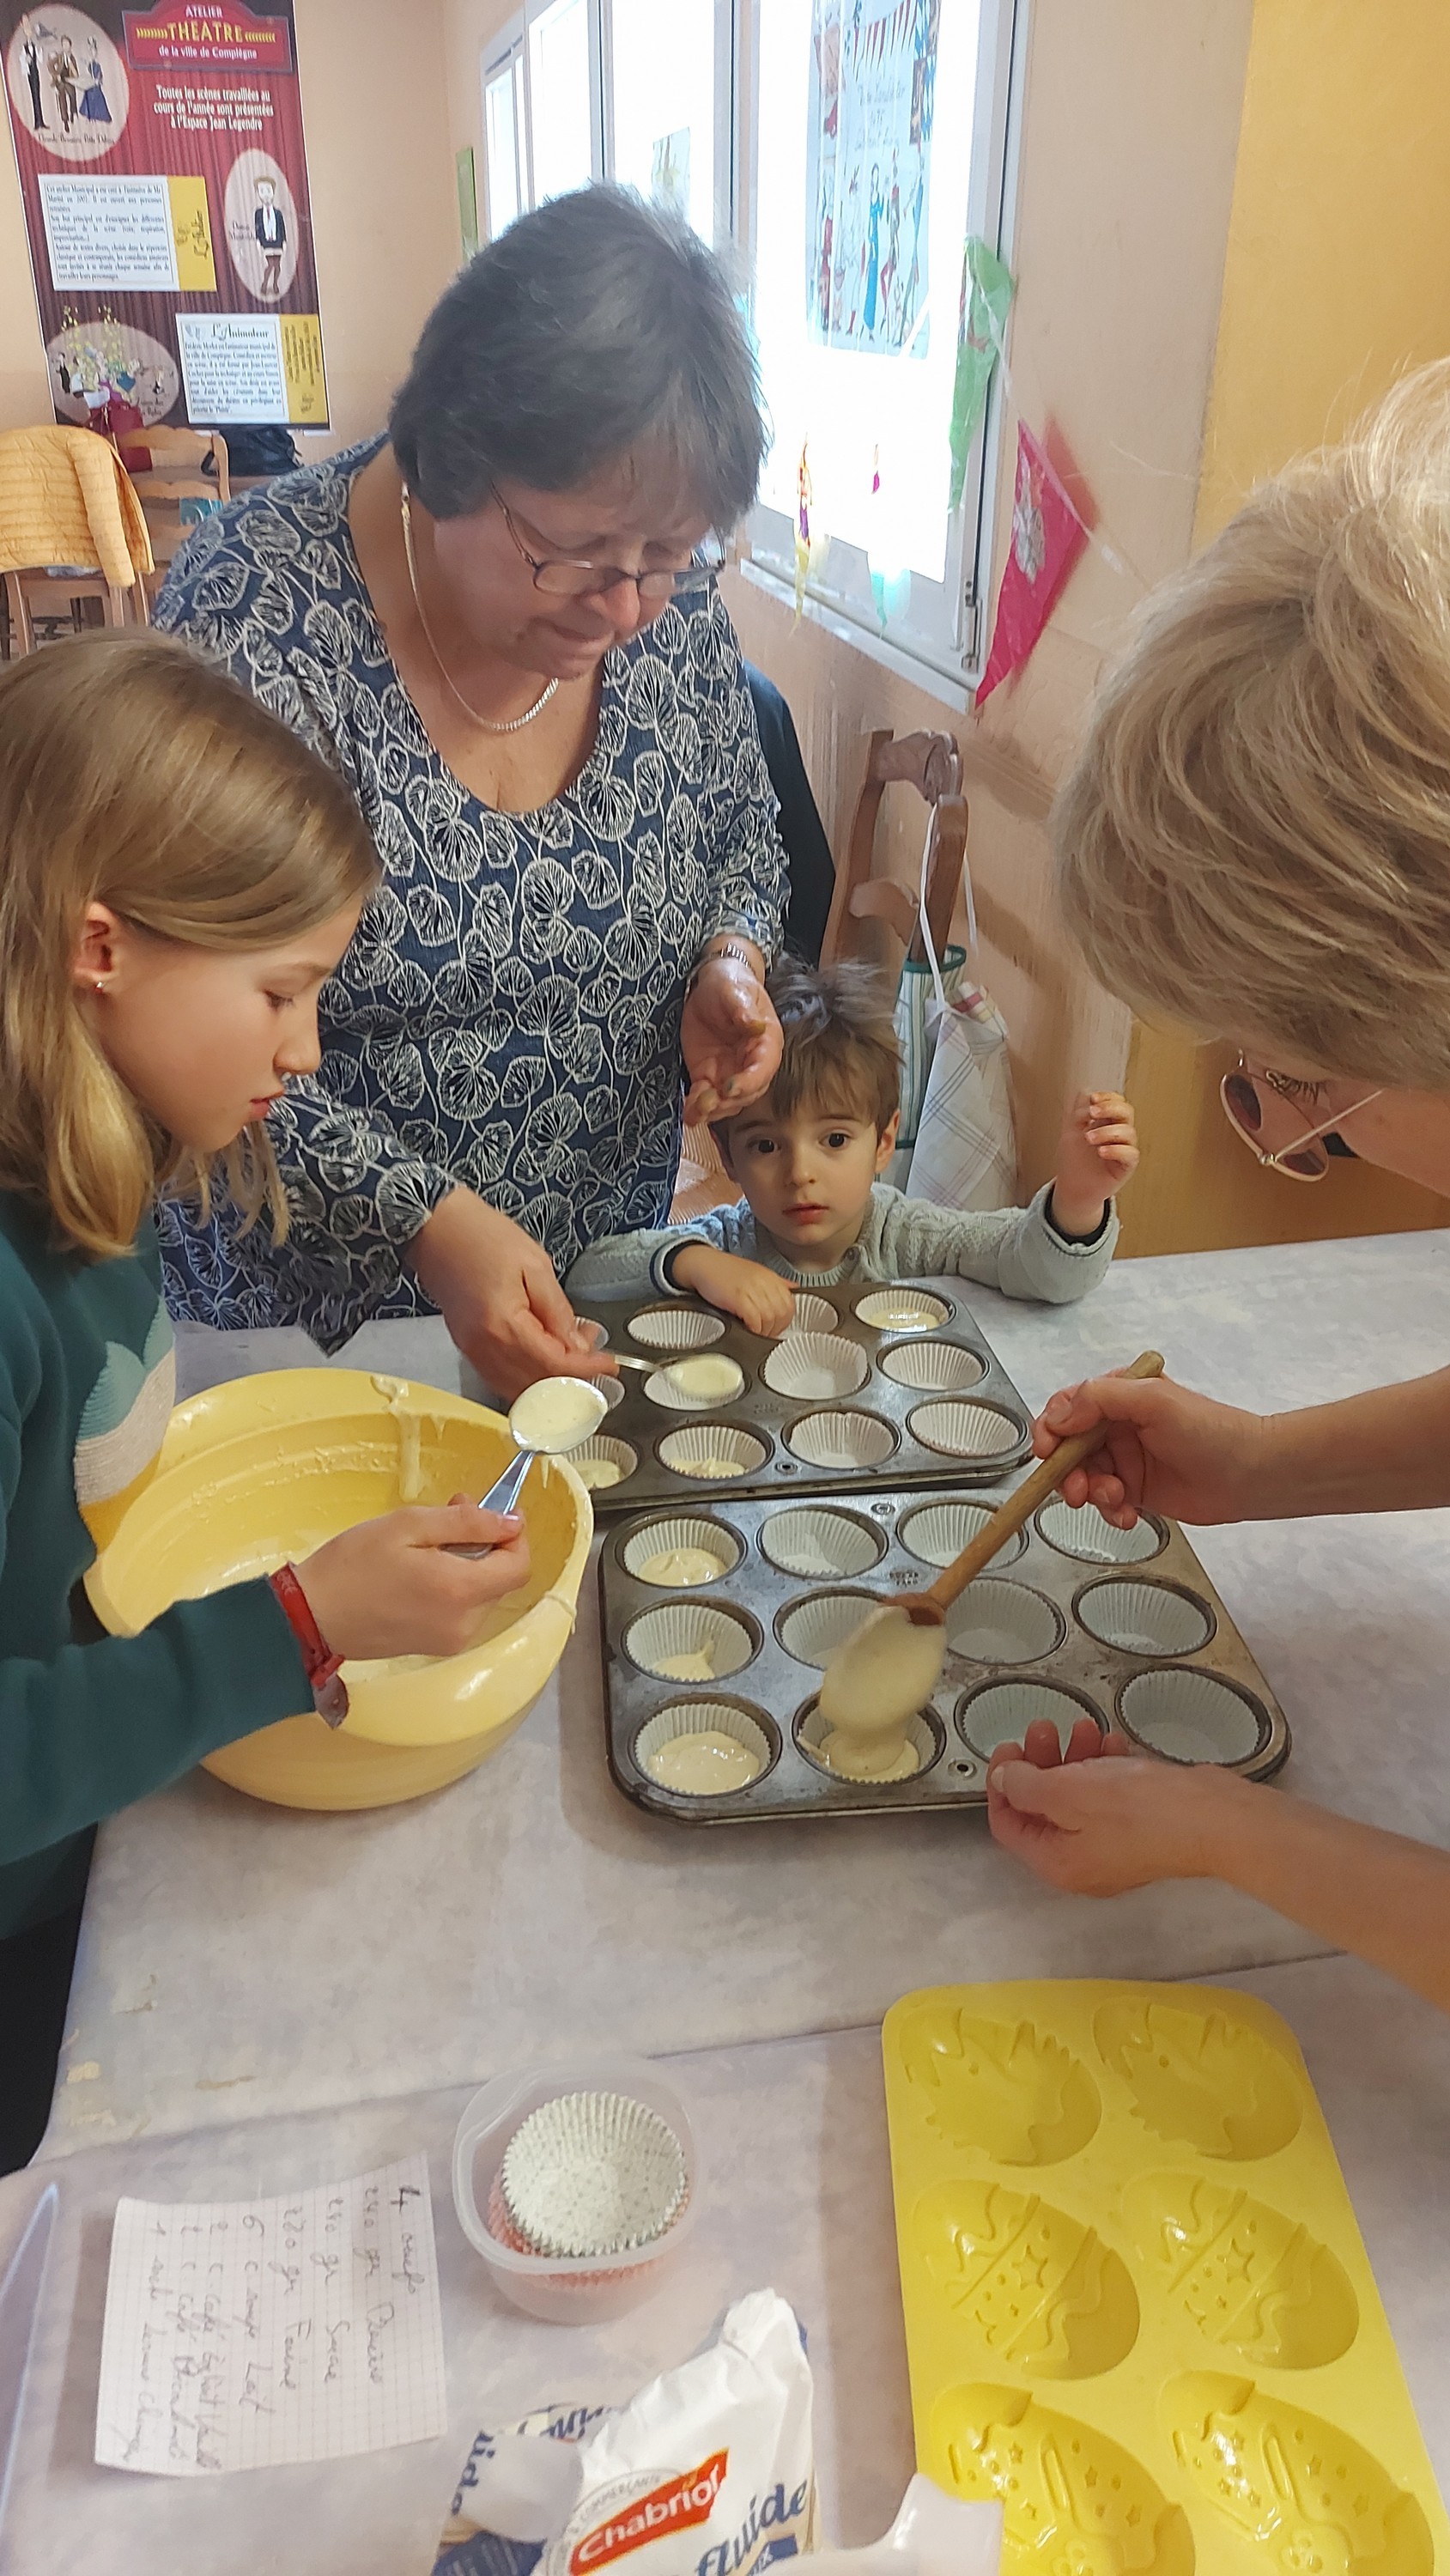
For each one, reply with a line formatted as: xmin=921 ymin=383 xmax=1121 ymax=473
xmin=598 ymin=1482 xmax=1291 ymax=1823
xmin=571 ymin=1282 xmax=1034 ymax=1508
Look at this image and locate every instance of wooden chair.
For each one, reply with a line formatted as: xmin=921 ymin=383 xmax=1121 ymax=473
xmin=3 ymin=562 xmax=146 ymax=653
xmin=116 ymin=428 xmax=229 ymax=596
xmin=820 ymin=728 xmax=968 ymax=969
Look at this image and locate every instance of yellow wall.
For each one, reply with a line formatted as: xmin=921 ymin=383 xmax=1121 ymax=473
xmin=0 ymin=0 xmax=458 ymax=450
xmin=1120 ymin=0 xmax=1450 ymax=1255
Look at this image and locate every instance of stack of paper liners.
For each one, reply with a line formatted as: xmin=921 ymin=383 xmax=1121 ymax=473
xmin=882 ymin=1979 xmax=1448 ymax=2573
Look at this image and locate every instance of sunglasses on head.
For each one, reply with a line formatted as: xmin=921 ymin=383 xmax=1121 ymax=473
xmin=1219 ymin=1056 xmax=1382 ymax=1182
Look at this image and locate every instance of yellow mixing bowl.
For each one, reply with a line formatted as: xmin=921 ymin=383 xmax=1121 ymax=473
xmin=85 ymin=1369 xmax=592 ymax=1812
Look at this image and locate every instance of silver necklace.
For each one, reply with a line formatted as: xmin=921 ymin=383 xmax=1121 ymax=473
xmin=399 ymin=482 xmax=559 ymax=735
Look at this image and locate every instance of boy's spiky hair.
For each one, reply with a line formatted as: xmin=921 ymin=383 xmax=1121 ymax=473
xmin=717 ymin=955 xmax=901 ymax=1151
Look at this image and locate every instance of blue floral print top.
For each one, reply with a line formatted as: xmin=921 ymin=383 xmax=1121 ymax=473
xmin=153 ymin=440 xmax=785 ymax=1347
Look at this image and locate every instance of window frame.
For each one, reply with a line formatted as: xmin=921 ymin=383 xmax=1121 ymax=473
xmin=736 ymin=0 xmax=1027 ymax=708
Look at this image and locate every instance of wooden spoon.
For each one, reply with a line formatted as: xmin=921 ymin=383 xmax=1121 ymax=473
xmin=884 ymin=1347 xmax=1167 ymax=1631
xmin=816 ymin=1351 xmax=1166 ymax=1761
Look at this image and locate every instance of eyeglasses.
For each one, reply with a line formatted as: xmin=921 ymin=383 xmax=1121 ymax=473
xmin=1219 ymin=1054 xmax=1382 ymax=1182
xmin=492 ymin=487 xmax=725 ymax=604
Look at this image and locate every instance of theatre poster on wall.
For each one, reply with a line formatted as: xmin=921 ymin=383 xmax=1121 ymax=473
xmin=1 ymin=3 xmax=328 ymax=430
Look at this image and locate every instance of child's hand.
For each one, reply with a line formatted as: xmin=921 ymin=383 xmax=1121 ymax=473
xmin=671 ymin=1242 xmax=797 ymax=1336
xmin=1051 ymin=1090 xmax=1139 ymax=1238
xmin=297 ymin=1504 xmax=531 ymax=1663
xmin=986 ymin=1716 xmax=1245 ymax=1893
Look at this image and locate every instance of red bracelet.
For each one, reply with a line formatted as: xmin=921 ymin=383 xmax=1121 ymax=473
xmin=270 ymin=1562 xmax=349 ymax=1728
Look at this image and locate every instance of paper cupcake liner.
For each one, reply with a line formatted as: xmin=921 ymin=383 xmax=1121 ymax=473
xmin=853 ymin=1288 xmax=949 ymax=1333
xmin=775 ymin=1588 xmax=880 ymax=1668
xmin=760 ymin=1505 xmax=884 ymax=1580
xmin=500 ymin=2089 xmax=688 ymax=2257
xmin=620 ymin=1516 xmax=742 ymax=1584
xmin=784 ymin=1292 xmax=837 ymax=1336
xmin=1075 ymin=1578 xmax=1214 ymax=1657
xmin=1035 ymin=1498 xmax=1165 ymax=1565
xmin=878 ymin=1340 xmax=987 ymax=1393
xmin=1119 ymin=1668 xmax=1268 ymax=1766
xmin=786 ymin=1409 xmax=897 ymax=1470
xmin=761 ymin=1332 xmax=869 ymax=1400
xmin=946 ymin=1577 xmax=1064 ymax=1665
xmin=658 ymin=1424 xmax=768 ymax=1479
xmin=570 ymin=1435 xmax=638 ymax=1494
xmin=646 ymin=1356 xmax=747 ymax=1411
xmin=899 ymin=1500 xmax=1027 ymax=1571
xmin=634 ymin=1700 xmax=773 ymax=1796
xmin=958 ymin=1680 xmax=1106 ymax=1759
xmin=908 ymin=1399 xmax=1021 ymax=1460
xmin=624 ymin=1601 xmax=756 ymax=1680
xmin=796 ymin=1699 xmax=941 ymax=1783
xmin=628 ymin=1306 xmax=727 ymax=1352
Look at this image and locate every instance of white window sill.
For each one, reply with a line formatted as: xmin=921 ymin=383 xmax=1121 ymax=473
xmin=737 ymin=557 xmax=973 ymax=714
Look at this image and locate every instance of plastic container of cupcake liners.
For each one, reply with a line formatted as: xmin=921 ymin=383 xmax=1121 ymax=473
xmin=452 ymin=2054 xmax=700 ymax=2322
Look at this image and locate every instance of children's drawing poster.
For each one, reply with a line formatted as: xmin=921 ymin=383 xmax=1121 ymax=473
xmin=806 ymin=0 xmax=939 ymax=357
xmin=1 ymin=3 xmax=328 ymax=429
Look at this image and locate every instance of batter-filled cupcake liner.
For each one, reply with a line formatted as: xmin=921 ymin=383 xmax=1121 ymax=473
xmin=761 ymin=1332 xmax=870 ymax=1400
xmin=646 ymin=1355 xmax=747 ymax=1412
xmin=878 ymin=1340 xmax=987 ymax=1393
xmin=620 ymin=1516 xmax=743 ymax=1584
xmin=957 ymin=1678 xmax=1107 ymax=1759
xmin=899 ymin=1498 xmax=1027 ymax=1571
xmin=634 ymin=1699 xmax=774 ymax=1796
xmin=908 ymin=1398 xmax=1021 ymax=1459
xmin=774 ymin=1587 xmax=880 ymax=1668
xmin=1035 ymin=1498 xmax=1166 ymax=1565
xmin=782 ymin=1291 xmax=837 ymax=1336
xmin=946 ymin=1577 xmax=1064 ymax=1664
xmin=657 ymin=1423 xmax=768 ymax=1479
xmin=624 ymin=1600 xmax=757 ymax=1680
xmin=569 ymin=1435 xmax=639 ymax=1494
xmin=759 ymin=1504 xmax=885 ymax=1580
xmin=795 ymin=1698 xmax=941 ymax=1783
xmin=499 ymin=2088 xmax=688 ymax=2257
xmin=1075 ymin=1578 xmax=1215 ymax=1657
xmin=785 ymin=1408 xmax=897 ymax=1470
xmin=627 ymin=1306 xmax=728 ymax=1351
xmin=853 ymin=1288 xmax=949 ymax=1332
xmin=1119 ymin=1667 xmax=1268 ymax=1765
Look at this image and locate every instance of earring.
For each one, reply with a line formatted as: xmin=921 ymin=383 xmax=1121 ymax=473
xmin=93 ymin=978 xmax=106 ymax=994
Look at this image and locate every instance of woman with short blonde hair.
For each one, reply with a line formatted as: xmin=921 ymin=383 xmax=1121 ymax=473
xmin=988 ymin=362 xmax=1450 ymax=2013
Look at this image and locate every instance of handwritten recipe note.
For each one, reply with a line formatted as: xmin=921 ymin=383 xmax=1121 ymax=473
xmin=95 ymin=2155 xmax=446 ymax=2476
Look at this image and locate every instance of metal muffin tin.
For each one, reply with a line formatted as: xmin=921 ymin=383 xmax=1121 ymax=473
xmin=570 ymin=1281 xmax=1034 ymax=1510
xmin=598 ymin=1482 xmax=1290 ymax=1824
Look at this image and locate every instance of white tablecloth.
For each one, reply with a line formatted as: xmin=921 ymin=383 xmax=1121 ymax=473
xmin=43 ymin=1233 xmax=1450 ymax=2153
xmin=5 ymin=1955 xmax=1449 ymax=2575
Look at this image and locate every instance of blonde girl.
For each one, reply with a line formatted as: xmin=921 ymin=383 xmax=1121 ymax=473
xmin=0 ymin=633 xmax=529 ymax=2168
xmin=986 ymin=362 xmax=1450 ymax=2015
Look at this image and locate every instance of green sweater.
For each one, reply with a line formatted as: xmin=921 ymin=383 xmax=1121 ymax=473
xmin=0 ymin=1191 xmax=310 ymax=1939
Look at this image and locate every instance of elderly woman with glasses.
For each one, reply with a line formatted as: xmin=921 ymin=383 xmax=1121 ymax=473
xmin=986 ymin=362 xmax=1450 ymax=2016
xmin=155 ymin=188 xmax=786 ymax=1396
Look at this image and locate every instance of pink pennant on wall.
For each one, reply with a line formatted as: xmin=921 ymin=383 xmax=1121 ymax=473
xmin=975 ymin=422 xmax=1089 ymax=703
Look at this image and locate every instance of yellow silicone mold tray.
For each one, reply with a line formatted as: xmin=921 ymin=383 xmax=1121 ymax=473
xmin=882 ymin=1981 xmax=1447 ymax=2573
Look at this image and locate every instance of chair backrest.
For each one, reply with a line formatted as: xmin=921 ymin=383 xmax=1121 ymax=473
xmin=117 ymin=426 xmax=229 ymax=501
xmin=821 ymin=728 xmax=968 ymax=969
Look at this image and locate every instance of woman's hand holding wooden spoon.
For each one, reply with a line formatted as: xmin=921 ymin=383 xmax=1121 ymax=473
xmin=1034 ymin=1370 xmax=1272 ymax=1530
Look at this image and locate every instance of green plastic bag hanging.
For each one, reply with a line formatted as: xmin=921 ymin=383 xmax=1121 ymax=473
xmin=949 ymin=239 xmax=1015 ymax=507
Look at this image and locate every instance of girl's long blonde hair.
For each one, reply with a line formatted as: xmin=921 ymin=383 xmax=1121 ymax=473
xmin=1054 ymin=360 xmax=1450 ymax=1088
xmin=0 ymin=632 xmax=379 ymax=1260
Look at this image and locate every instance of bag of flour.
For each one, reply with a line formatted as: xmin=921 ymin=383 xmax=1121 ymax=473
xmin=434 ymin=2292 xmax=816 ymax=2576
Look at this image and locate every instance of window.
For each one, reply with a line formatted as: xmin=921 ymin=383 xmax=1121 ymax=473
xmin=482 ymin=40 xmax=527 ymax=236
xmin=604 ymin=0 xmax=731 ymax=243
xmin=481 ymin=0 xmax=731 ymax=246
xmin=742 ymin=0 xmax=1022 ymax=699
xmin=528 ymin=0 xmax=598 ymax=205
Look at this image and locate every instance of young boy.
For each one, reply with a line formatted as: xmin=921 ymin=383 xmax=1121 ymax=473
xmin=567 ymin=957 xmax=1138 ymax=1324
